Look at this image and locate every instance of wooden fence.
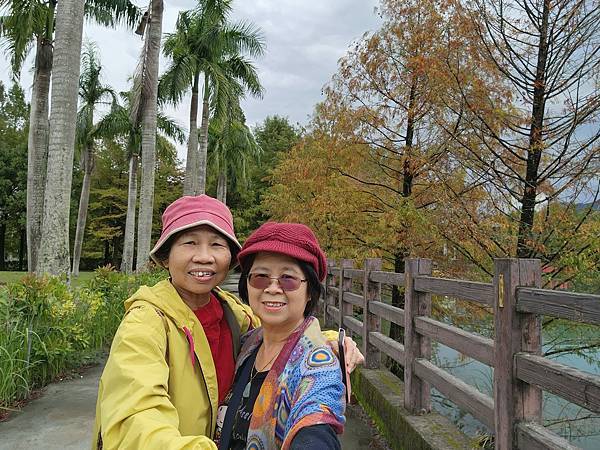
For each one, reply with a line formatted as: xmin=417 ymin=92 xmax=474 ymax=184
xmin=319 ymin=258 xmax=600 ymax=450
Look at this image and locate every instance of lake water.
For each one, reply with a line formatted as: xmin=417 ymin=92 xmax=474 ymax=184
xmin=431 ymin=321 xmax=600 ymax=449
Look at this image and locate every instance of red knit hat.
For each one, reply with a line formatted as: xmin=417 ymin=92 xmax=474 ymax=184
xmin=237 ymin=222 xmax=327 ymax=281
xmin=149 ymin=195 xmax=241 ymax=265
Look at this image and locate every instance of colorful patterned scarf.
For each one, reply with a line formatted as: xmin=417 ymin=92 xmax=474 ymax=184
xmin=234 ymin=316 xmax=346 ymax=450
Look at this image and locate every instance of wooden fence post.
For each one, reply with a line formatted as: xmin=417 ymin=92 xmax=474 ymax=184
xmin=339 ymin=259 xmax=354 ymax=332
xmin=404 ymin=258 xmax=432 ymax=414
xmin=363 ymin=258 xmax=382 ymax=368
xmin=494 ymin=259 xmax=542 ymax=450
xmin=324 ymin=259 xmax=336 ymax=328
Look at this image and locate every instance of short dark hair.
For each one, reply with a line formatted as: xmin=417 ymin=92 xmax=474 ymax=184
xmin=153 ymin=234 xmax=176 ymax=266
xmin=238 ymin=254 xmax=323 ymax=318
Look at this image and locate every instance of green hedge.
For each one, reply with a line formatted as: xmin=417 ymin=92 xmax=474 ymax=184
xmin=0 ymin=266 xmax=167 ymax=410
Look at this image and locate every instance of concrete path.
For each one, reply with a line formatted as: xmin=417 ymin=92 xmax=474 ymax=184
xmin=0 ymin=363 xmax=389 ymax=450
xmin=0 ymin=365 xmax=102 ymax=450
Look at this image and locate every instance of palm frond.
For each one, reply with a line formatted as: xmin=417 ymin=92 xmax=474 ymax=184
xmin=220 ymin=20 xmax=265 ymax=59
xmin=84 ymin=0 xmax=143 ymax=30
xmin=221 ymin=54 xmax=263 ymax=98
xmin=93 ymin=104 xmax=131 ymax=140
xmin=158 ymin=55 xmax=196 ymax=105
xmin=129 ymin=23 xmax=151 ymax=127
xmin=0 ymin=0 xmax=50 ymax=76
xmin=157 ymin=112 xmax=186 ymax=144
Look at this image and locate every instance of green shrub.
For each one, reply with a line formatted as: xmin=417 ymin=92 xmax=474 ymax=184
xmin=0 ymin=266 xmax=168 ymax=410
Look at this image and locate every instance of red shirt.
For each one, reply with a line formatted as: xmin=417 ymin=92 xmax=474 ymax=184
xmin=193 ymin=293 xmax=235 ymax=404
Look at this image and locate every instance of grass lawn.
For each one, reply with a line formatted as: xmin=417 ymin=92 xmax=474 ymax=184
xmin=0 ymin=271 xmax=95 ymax=286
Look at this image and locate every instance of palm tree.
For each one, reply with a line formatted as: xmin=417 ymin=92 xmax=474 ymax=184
xmin=36 ymin=0 xmax=87 ymax=275
xmin=208 ymin=101 xmax=261 ymax=205
xmin=133 ymin=0 xmax=163 ymax=271
xmin=95 ymin=92 xmax=185 ymax=273
xmin=160 ymin=0 xmax=264 ymax=196
xmin=1 ymin=0 xmax=55 ymax=273
xmin=72 ymin=42 xmax=118 ymax=276
xmin=0 ymin=0 xmax=141 ymax=273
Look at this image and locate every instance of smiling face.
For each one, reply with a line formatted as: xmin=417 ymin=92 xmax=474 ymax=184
xmin=164 ymin=225 xmax=232 ymax=309
xmin=247 ymin=252 xmax=309 ymax=332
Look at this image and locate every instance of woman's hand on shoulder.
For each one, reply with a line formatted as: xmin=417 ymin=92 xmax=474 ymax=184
xmin=325 ymin=336 xmax=364 ymax=373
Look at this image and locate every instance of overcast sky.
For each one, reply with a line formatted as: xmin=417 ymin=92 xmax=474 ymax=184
xmin=0 ymin=0 xmax=382 ymax=161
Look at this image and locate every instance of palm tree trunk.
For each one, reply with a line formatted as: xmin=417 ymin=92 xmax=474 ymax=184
xmin=197 ymin=73 xmax=210 ymax=195
xmin=71 ymin=145 xmax=94 ymax=276
xmin=121 ymin=153 xmax=139 ymax=274
xmin=0 ymin=222 xmax=6 ymax=271
xmin=27 ymin=36 xmax=53 ymax=273
xmin=103 ymin=240 xmax=110 ymax=265
xmin=217 ymin=171 xmax=227 ymax=204
xmin=19 ymin=228 xmax=25 ymax=271
xmin=183 ymin=71 xmax=200 ymax=195
xmin=37 ymin=0 xmax=85 ymax=275
xmin=136 ymin=0 xmax=163 ymax=271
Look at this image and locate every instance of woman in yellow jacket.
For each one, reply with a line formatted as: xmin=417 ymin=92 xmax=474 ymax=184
xmin=91 ymin=195 xmax=360 ymax=450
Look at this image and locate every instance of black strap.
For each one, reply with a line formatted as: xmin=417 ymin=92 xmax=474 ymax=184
xmin=221 ymin=301 xmax=242 ymax=358
xmin=217 ymin=349 xmax=258 ymax=450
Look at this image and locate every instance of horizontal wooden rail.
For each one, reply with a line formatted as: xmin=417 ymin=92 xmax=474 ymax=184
xmin=369 ymin=331 xmax=405 ymax=365
xmin=414 ymin=317 xmax=494 ymax=367
xmin=414 ymin=359 xmax=495 ymax=429
xmin=343 ymin=291 xmax=363 ymax=307
xmin=515 ymin=353 xmax=600 ymax=413
xmin=369 ymin=301 xmax=405 ymax=326
xmin=328 ymin=305 xmax=339 ymax=317
xmin=516 ymin=422 xmax=581 ymax=450
xmin=344 ymin=268 xmax=365 ymax=279
xmin=328 ymin=286 xmax=339 ymax=296
xmin=414 ymin=276 xmax=494 ymax=306
xmin=327 ymin=257 xmax=599 ymax=449
xmin=343 ymin=316 xmax=363 ymax=336
xmin=369 ymin=270 xmax=405 ymax=286
xmin=517 ymin=288 xmax=600 ymax=325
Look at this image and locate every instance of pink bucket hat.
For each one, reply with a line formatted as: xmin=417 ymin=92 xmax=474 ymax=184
xmin=237 ymin=222 xmax=327 ymax=281
xmin=149 ymin=195 xmax=241 ymax=265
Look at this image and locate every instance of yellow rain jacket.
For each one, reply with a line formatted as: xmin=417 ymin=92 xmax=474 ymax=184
xmin=91 ymin=279 xmax=259 ymax=450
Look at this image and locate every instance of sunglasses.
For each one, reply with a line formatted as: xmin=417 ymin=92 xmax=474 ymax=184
xmin=248 ymin=273 xmax=307 ymax=292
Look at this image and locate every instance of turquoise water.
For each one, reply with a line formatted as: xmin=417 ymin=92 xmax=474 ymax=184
xmin=432 ymin=334 xmax=600 ymax=449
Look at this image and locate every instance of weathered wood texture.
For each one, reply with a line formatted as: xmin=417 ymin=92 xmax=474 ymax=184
xmin=516 ymin=422 xmax=581 ymax=450
xmin=494 ymin=259 xmax=542 ymax=450
xmin=343 ymin=316 xmax=363 ymax=336
xmin=328 ymin=304 xmax=339 ymax=318
xmin=517 ymin=288 xmax=600 ymax=325
xmin=369 ymin=270 xmax=405 ymax=286
xmin=363 ymin=258 xmax=382 ymax=368
xmin=327 ymin=286 xmax=340 ymax=296
xmin=343 ymin=291 xmax=363 ymax=307
xmin=369 ymin=301 xmax=405 ymax=326
xmin=404 ymin=258 xmax=432 ymax=414
xmin=516 ymin=353 xmax=600 ymax=413
xmin=369 ymin=331 xmax=405 ymax=365
xmin=339 ymin=260 xmax=354 ymax=337
xmin=328 ymin=267 xmax=341 ymax=276
xmin=414 ymin=316 xmax=495 ymax=367
xmin=345 ymin=268 xmax=365 ymax=279
xmin=414 ymin=358 xmax=495 ymax=429
xmin=414 ymin=276 xmax=494 ymax=307
xmin=324 ymin=260 xmax=337 ymax=328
